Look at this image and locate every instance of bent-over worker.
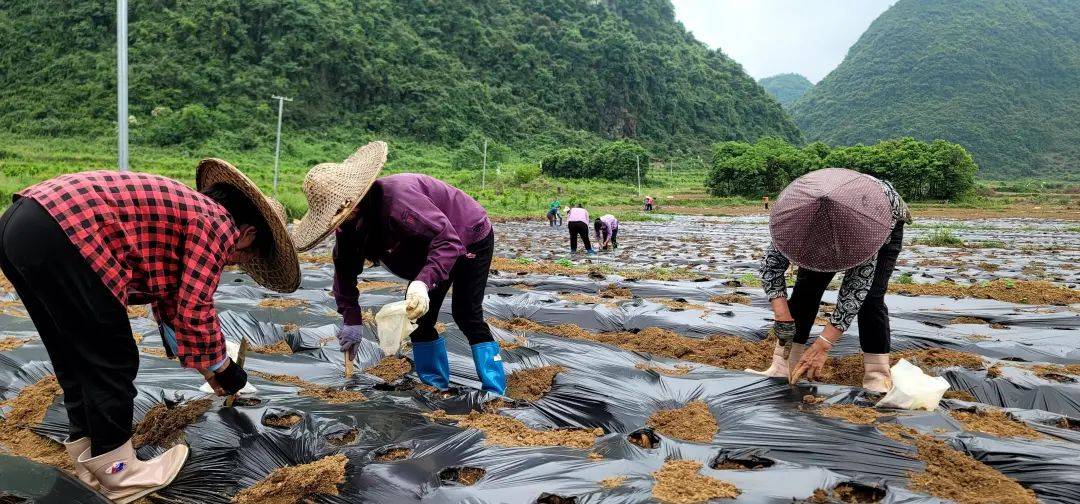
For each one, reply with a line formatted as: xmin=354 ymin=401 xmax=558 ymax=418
xmin=566 ymin=203 xmax=594 ymax=254
xmin=291 ymin=142 xmax=506 ymax=394
xmin=748 ymin=168 xmax=910 ymax=393
xmin=593 ymin=214 xmax=619 ymax=250
xmin=0 ymin=164 xmax=298 ymax=503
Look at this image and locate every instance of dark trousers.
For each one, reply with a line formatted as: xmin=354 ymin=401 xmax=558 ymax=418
xmin=596 ymin=229 xmax=618 ymax=249
xmin=788 ymin=222 xmax=904 ymax=353
xmin=547 ymin=209 xmax=561 ymax=226
xmin=568 ymin=221 xmax=591 ymax=252
xmin=0 ymin=198 xmax=138 ymax=456
xmin=409 ymin=231 xmax=495 ymax=346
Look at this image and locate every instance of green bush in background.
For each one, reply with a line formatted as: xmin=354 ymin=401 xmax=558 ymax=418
xmin=541 ymin=140 xmax=648 ymax=181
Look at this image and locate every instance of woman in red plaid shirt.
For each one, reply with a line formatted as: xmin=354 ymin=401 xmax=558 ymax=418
xmin=0 ymin=160 xmax=299 ymax=503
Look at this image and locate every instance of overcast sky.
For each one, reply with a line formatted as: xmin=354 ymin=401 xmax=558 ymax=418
xmin=671 ymin=0 xmax=898 ymax=83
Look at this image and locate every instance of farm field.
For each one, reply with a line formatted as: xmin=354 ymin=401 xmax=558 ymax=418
xmin=1 ymin=216 xmax=1077 ymax=503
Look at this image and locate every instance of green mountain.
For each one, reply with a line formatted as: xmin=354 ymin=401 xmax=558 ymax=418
xmin=758 ymin=73 xmax=813 ymax=108
xmin=791 ymin=0 xmax=1080 ymax=179
xmin=0 ymin=0 xmax=800 ymax=153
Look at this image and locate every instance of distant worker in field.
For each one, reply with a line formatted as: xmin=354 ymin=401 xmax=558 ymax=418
xmin=593 ymin=214 xmax=619 ymax=251
xmin=292 ymin=142 xmax=505 ymax=395
xmin=0 ymin=163 xmax=297 ymax=502
xmin=763 ymin=196 xmax=770 ymax=210
xmin=547 ymin=199 xmax=562 ymax=227
xmin=644 ymin=195 xmax=655 ymax=211
xmin=748 ymin=168 xmax=911 ymax=393
xmin=566 ymin=203 xmax=595 ymax=254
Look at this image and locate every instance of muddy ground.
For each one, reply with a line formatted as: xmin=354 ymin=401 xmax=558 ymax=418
xmin=0 ymin=215 xmax=1077 ymax=503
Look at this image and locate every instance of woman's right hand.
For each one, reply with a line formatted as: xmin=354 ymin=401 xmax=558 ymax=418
xmin=338 ymin=324 xmax=364 ymax=356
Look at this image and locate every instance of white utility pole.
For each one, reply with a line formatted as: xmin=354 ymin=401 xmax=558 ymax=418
xmin=481 ymin=139 xmax=487 ymax=189
xmin=271 ymin=95 xmax=293 ymax=194
xmin=635 ymin=155 xmax=642 ymax=195
xmin=117 ymin=0 xmax=129 ymax=171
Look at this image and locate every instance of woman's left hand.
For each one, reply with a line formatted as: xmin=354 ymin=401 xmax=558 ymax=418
xmin=790 ymin=325 xmax=841 ymax=384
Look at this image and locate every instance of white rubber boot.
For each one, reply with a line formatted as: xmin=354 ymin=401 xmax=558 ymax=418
xmin=863 ymin=353 xmax=894 ymax=393
xmin=63 ymin=437 xmax=98 ymax=490
xmin=747 ymin=340 xmax=788 ymax=377
xmin=80 ymin=440 xmax=189 ymax=504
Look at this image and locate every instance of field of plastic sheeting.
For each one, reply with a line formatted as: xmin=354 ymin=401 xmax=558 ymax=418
xmin=1 ymin=216 xmax=1078 ymax=503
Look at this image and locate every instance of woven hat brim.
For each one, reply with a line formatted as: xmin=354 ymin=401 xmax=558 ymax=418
xmin=196 ymin=158 xmax=301 ymax=293
xmin=769 ymin=168 xmax=893 ymax=272
xmin=292 ymin=141 xmax=387 ymax=251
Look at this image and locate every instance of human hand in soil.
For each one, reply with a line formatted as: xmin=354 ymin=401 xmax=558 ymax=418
xmin=200 ymin=358 xmax=248 ymax=396
xmin=790 ymin=327 xmax=840 ymax=384
xmin=338 ymin=324 xmax=364 ymax=356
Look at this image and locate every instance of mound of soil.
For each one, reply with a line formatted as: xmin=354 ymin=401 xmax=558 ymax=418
xmin=816 ymin=404 xmax=882 ymax=425
xmin=651 ymin=460 xmax=740 ymax=504
xmin=889 ymin=280 xmax=1080 ymax=306
xmin=250 ymin=371 xmax=367 ymax=404
xmin=635 ymin=362 xmax=692 ymax=376
xmin=497 ymin=334 xmax=528 ymax=350
xmin=600 ymin=475 xmax=627 ymax=488
xmin=356 ymin=280 xmax=403 ymax=292
xmin=947 ymin=316 xmax=989 ymax=325
xmin=505 ymin=365 xmax=564 ymax=401
xmin=0 ymin=376 xmax=71 ymax=471
xmin=951 ymin=409 xmax=1044 ymax=439
xmin=232 ymin=454 xmax=347 ymax=504
xmin=263 ymin=413 xmax=302 ymax=428
xmin=126 ymin=305 xmax=150 ymax=318
xmin=650 ymin=298 xmax=707 ymax=311
xmin=372 ymin=447 xmax=411 ymax=462
xmin=560 ymin=292 xmax=619 ymax=306
xmin=943 ymin=390 xmax=977 ymax=402
xmin=1032 ymin=363 xmax=1080 ymax=380
xmin=803 ymin=395 xmax=826 ymax=405
xmin=257 ymin=298 xmax=306 ymax=310
xmin=819 ymin=348 xmax=985 ymax=388
xmin=254 ymin=340 xmax=293 ymax=355
xmin=327 ymin=429 xmax=358 ymax=446
xmin=282 ymin=323 xmax=299 ymax=333
xmin=141 ymin=347 xmax=170 ymax=359
xmin=599 ymin=285 xmax=632 ymax=299
xmin=628 ymin=429 xmax=661 ymax=449
xmin=877 ymin=424 xmax=1037 ymax=504
xmin=708 ymin=294 xmax=752 ymax=305
xmin=365 ymin=356 xmax=412 ymax=383
xmin=439 ymin=466 xmax=486 ymax=486
xmin=805 ymin=482 xmax=885 ymax=503
xmin=457 ymin=411 xmax=602 ymax=449
xmin=646 ymin=401 xmax=717 ymax=442
xmin=132 ymin=398 xmax=213 ymax=448
xmin=0 ymin=272 xmax=12 ymax=291
xmin=0 ymin=337 xmax=27 ymax=352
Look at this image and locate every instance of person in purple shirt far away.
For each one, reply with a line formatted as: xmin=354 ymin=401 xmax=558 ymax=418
xmin=566 ymin=203 xmax=595 ymax=255
xmin=290 ymin=142 xmax=505 ymax=394
xmin=593 ymin=214 xmax=618 ymax=251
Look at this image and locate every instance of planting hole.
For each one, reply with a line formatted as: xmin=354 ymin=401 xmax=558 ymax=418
xmin=831 ymin=482 xmax=886 ymax=503
xmin=373 ymin=446 xmax=412 ymax=462
xmin=627 ymin=428 xmax=660 ymax=449
xmin=327 ymin=428 xmax=358 ymax=446
xmin=262 ymin=412 xmax=302 ymax=428
xmin=711 ymin=454 xmax=775 ymax=471
xmin=232 ymin=397 xmax=262 ymax=407
xmin=536 ymin=493 xmax=577 ymax=504
xmin=439 ymin=466 xmax=486 ymax=486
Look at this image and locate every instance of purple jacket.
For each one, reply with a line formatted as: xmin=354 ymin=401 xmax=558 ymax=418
xmin=596 ymin=214 xmax=618 ymax=240
xmin=333 ymin=174 xmax=491 ymax=325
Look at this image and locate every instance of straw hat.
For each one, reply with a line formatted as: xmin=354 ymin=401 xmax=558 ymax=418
xmin=291 ymin=141 xmax=388 ymax=251
xmin=196 ymin=158 xmax=301 ymax=293
xmin=769 ymin=168 xmax=893 ymax=272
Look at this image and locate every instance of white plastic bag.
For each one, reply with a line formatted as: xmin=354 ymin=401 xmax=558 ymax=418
xmin=875 ymin=358 xmax=949 ymax=410
xmin=375 ymin=300 xmax=418 ymax=356
xmin=199 ymin=339 xmax=259 ymax=394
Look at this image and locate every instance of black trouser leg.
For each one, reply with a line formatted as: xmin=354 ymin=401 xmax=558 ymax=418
xmin=569 ymin=221 xmax=587 ymax=252
xmin=0 ymin=198 xmax=138 ymax=456
xmin=611 ymin=229 xmax=618 ymax=249
xmin=856 ymin=222 xmax=904 ymax=354
xmin=450 ymin=232 xmax=495 ymax=345
xmin=788 ymin=268 xmax=835 ymax=345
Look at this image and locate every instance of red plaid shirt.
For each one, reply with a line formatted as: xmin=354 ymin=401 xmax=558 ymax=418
xmin=19 ymin=171 xmax=238 ymax=370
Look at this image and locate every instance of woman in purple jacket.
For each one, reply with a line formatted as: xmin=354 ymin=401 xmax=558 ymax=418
xmin=291 ymin=142 xmax=505 ymax=394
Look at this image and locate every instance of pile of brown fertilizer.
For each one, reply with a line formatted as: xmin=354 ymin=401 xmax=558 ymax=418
xmin=943 ymin=390 xmax=977 ymax=401
xmin=250 ymin=371 xmax=366 ymax=404
xmin=364 ymin=356 xmax=412 ymax=383
xmin=355 ymin=280 xmax=403 ymax=292
xmin=457 ymin=411 xmax=602 ymax=449
xmin=708 ymin=294 xmax=752 ymax=305
xmin=820 ymin=348 xmax=986 ymax=388
xmin=651 ymin=298 xmax=707 ymax=311
xmin=262 ymin=413 xmax=302 ymax=428
xmin=651 ymin=460 xmax=740 ymax=503
xmin=635 ymin=362 xmax=692 ymax=376
xmin=947 ymin=316 xmax=989 ymax=325
xmin=889 ymin=280 xmax=1080 ymax=306
xmin=0 ymin=376 xmax=72 ymax=470
xmin=815 ymin=404 xmax=882 ymax=425
xmin=505 ymin=365 xmax=564 ymax=401
xmin=1031 ymin=363 xmax=1080 ymax=380
xmin=599 ymin=285 xmax=632 ymax=298
xmin=254 ymin=340 xmax=293 ymax=355
xmin=132 ymin=398 xmax=213 ymax=448
xmin=600 ymin=476 xmax=628 ymax=489
xmin=646 ymin=401 xmax=718 ymax=442
xmin=877 ymin=424 xmax=1037 ymax=504
xmin=372 ymin=447 xmax=411 ymax=462
xmin=0 ymin=337 xmax=27 ymax=352
xmin=496 ymin=334 xmax=528 ymax=350
xmin=951 ymin=409 xmax=1044 ymax=439
xmin=257 ymin=298 xmax=306 ymax=310
xmin=126 ymin=305 xmax=150 ymax=318
xmin=441 ymin=466 xmax=486 ymax=486
xmin=231 ymin=454 xmax=347 ymax=504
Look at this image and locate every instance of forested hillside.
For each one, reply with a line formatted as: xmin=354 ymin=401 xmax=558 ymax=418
xmin=791 ymin=0 xmax=1080 ymax=179
xmin=758 ymin=73 xmax=812 ymax=109
xmin=0 ymin=0 xmax=799 ymax=153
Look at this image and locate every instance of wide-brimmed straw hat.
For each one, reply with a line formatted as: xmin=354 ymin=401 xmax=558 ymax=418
xmin=291 ymin=141 xmax=387 ymax=251
xmin=196 ymin=158 xmax=301 ymax=293
xmin=769 ymin=168 xmax=893 ymax=272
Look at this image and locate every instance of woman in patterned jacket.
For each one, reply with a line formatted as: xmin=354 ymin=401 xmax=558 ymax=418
xmin=746 ymin=168 xmax=910 ymax=393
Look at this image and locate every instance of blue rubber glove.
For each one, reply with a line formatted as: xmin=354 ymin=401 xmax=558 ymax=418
xmin=338 ymin=324 xmax=364 ymax=355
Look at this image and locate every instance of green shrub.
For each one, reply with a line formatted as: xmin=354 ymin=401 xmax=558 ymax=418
xmin=143 ymin=104 xmax=217 ymax=147
xmin=914 ymin=228 xmax=965 ymax=247
xmin=706 ymin=137 xmax=822 ymax=197
xmin=511 ymin=164 xmax=542 ymax=185
xmin=542 ymin=140 xmax=648 ymax=181
xmin=896 ymin=272 xmax=914 ymax=284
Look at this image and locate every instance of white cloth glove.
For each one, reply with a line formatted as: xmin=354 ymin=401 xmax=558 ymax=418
xmin=405 ymin=281 xmax=430 ymax=320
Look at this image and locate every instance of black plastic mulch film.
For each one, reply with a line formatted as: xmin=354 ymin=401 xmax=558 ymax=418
xmin=1 ymin=219 xmax=1079 ymax=503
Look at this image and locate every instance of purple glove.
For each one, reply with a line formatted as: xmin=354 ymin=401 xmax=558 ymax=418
xmin=338 ymin=324 xmax=364 ymax=355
